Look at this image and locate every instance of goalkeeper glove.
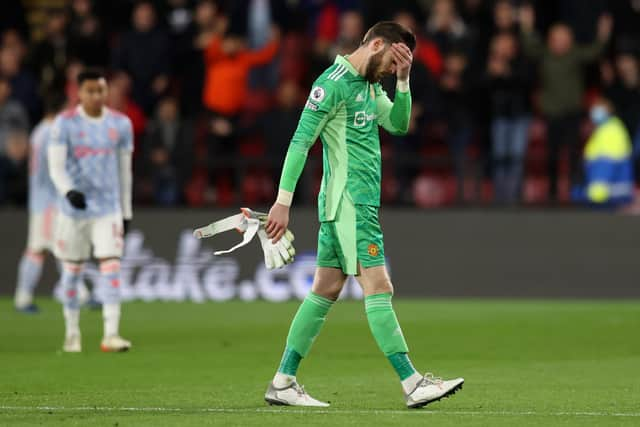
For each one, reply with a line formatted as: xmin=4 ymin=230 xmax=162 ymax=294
xmin=193 ymin=207 xmax=296 ymax=269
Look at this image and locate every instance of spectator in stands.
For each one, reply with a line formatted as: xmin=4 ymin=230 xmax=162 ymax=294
xmin=394 ymin=9 xmax=443 ymax=78
xmin=519 ymin=5 xmax=613 ymax=202
xmin=484 ymin=32 xmax=533 ymax=203
xmin=333 ymin=10 xmax=365 ymax=57
xmin=391 ymin=11 xmax=439 ymax=201
xmin=258 ymin=79 xmax=303 ymax=159
xmin=0 ymin=45 xmax=39 ymax=122
xmin=475 ymin=0 xmax=519 ymax=62
xmin=0 ymin=76 xmax=28 ymax=154
xmin=175 ymin=0 xmax=223 ymax=118
xmin=67 ymin=0 xmax=109 ymax=67
xmin=604 ymin=52 xmax=640 ymax=182
xmin=605 ymin=53 xmax=640 ymax=140
xmin=202 ymin=24 xmax=280 ymax=184
xmin=28 ymin=9 xmax=68 ymax=96
xmin=0 ymin=130 xmax=28 ymax=205
xmin=437 ymin=50 xmax=474 ymax=200
xmin=310 ymin=8 xmax=364 ymax=79
xmin=0 ymin=2 xmax=28 ymax=41
xmin=107 ymin=71 xmax=147 ymax=150
xmin=227 ymin=0 xmax=287 ymax=90
xmin=141 ymin=96 xmax=194 ymax=205
xmin=2 ymin=29 xmax=27 ymax=63
xmin=166 ymin=0 xmax=194 ymax=38
xmin=493 ymin=0 xmax=518 ymax=34
xmin=112 ymin=1 xmax=171 ymax=114
xmin=427 ymin=0 xmax=469 ymax=55
xmin=574 ymin=97 xmax=633 ymax=207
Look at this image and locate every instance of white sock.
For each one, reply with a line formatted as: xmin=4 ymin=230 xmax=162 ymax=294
xmin=103 ymin=303 xmax=121 ymax=338
xmin=15 ymin=253 xmax=44 ymax=307
xmin=273 ymin=372 xmax=296 ymax=388
xmin=15 ymin=290 xmax=33 ymax=308
xmin=401 ymin=372 xmax=423 ymax=394
xmin=63 ymin=307 xmax=81 ymax=338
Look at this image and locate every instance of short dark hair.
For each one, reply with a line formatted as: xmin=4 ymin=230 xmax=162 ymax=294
xmin=362 ymin=21 xmax=416 ymax=51
xmin=77 ymin=68 xmax=105 ymax=85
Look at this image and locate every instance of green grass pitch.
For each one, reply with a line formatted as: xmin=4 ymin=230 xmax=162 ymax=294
xmin=1 ymin=298 xmax=639 ymax=426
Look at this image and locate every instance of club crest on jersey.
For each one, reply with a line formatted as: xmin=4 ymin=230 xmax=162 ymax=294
xmin=108 ymin=128 xmax=119 ymax=143
xmin=368 ymin=244 xmax=379 ymax=257
xmin=310 ymin=86 xmax=326 ymax=102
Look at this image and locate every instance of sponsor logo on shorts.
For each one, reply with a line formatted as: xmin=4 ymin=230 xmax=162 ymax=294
xmin=367 ymin=243 xmax=379 ymax=257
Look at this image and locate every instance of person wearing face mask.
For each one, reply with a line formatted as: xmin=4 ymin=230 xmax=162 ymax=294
xmin=573 ymin=98 xmax=634 ymax=207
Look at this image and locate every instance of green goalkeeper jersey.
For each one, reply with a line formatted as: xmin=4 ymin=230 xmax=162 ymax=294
xmin=279 ymin=55 xmax=412 ymax=221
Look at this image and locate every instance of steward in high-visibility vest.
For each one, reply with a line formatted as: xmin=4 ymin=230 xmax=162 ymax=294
xmin=580 ymin=100 xmax=634 ymax=206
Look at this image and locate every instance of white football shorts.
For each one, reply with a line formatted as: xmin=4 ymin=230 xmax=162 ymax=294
xmin=54 ymin=212 xmax=124 ymax=260
xmin=27 ymin=207 xmax=57 ymax=252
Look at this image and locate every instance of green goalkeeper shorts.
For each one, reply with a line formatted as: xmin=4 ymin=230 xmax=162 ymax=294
xmin=316 ymin=199 xmax=385 ymax=275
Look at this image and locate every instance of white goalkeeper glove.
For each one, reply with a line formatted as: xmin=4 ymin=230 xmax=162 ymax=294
xmin=193 ymin=207 xmax=296 ymax=269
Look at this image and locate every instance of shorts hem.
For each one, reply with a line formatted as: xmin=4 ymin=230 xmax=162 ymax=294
xmin=316 ymin=260 xmax=343 ymax=269
xmin=359 ymin=259 xmax=386 ymax=269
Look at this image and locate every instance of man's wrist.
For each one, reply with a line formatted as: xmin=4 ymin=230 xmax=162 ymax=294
xmin=397 ymin=77 xmax=410 ymax=93
xmin=276 ymin=189 xmax=293 ymax=207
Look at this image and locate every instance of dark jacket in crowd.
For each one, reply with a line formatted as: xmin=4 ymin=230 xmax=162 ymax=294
xmin=484 ymin=57 xmax=533 ymax=118
xmin=112 ymin=28 xmax=171 ymax=112
xmin=521 ymin=31 xmax=605 ymax=117
xmin=605 ymin=81 xmax=640 ymax=136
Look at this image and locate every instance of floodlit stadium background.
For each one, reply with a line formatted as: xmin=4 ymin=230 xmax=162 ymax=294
xmin=2 ymin=0 xmax=640 ymax=298
xmin=2 ymin=2 xmax=640 ymax=426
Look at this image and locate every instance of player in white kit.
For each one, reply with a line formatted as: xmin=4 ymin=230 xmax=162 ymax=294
xmin=48 ymin=69 xmax=133 ymax=353
xmin=14 ymin=94 xmax=66 ymax=313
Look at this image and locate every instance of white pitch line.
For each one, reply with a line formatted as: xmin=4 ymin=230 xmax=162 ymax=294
xmin=0 ymin=406 xmax=639 ymax=417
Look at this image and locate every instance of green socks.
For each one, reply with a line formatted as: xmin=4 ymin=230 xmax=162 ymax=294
xmin=278 ymin=347 xmax=302 ymax=376
xmin=365 ymin=293 xmax=417 ymax=380
xmin=277 ymin=292 xmax=335 ymax=376
xmin=387 ymin=352 xmax=417 ymax=380
xmin=276 ymin=292 xmax=416 ymax=381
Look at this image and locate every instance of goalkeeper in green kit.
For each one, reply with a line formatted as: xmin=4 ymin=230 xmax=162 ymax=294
xmin=264 ymin=21 xmax=464 ymax=409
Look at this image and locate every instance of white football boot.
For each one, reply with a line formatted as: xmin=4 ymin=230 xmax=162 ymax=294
xmin=405 ymin=373 xmax=464 ymax=409
xmin=100 ymin=335 xmax=132 ymax=352
xmin=265 ymin=381 xmax=330 ymax=407
xmin=63 ymin=334 xmax=82 ymax=353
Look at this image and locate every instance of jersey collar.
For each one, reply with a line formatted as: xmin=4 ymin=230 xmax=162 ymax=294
xmin=77 ymin=105 xmax=107 ymax=123
xmin=334 ymin=55 xmax=362 ymax=79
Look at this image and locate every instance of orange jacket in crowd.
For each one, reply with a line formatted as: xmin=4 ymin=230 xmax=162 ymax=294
xmin=203 ymin=36 xmax=280 ymax=116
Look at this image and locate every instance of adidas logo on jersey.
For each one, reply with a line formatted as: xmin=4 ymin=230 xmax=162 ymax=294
xmin=355 ymin=93 xmax=365 ymax=102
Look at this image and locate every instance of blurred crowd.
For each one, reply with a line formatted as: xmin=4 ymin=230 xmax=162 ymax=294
xmin=1 ymin=0 xmax=640 ymax=208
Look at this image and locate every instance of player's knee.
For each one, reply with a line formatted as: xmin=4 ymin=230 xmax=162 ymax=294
xmin=312 ymin=279 xmax=344 ymax=301
xmin=25 ymin=250 xmax=45 ymax=262
xmin=99 ymin=259 xmax=121 ymax=273
xmin=364 ymin=278 xmax=394 ymax=296
xmin=63 ymin=262 xmax=84 ymax=275
xmin=378 ymin=279 xmax=394 ymax=295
